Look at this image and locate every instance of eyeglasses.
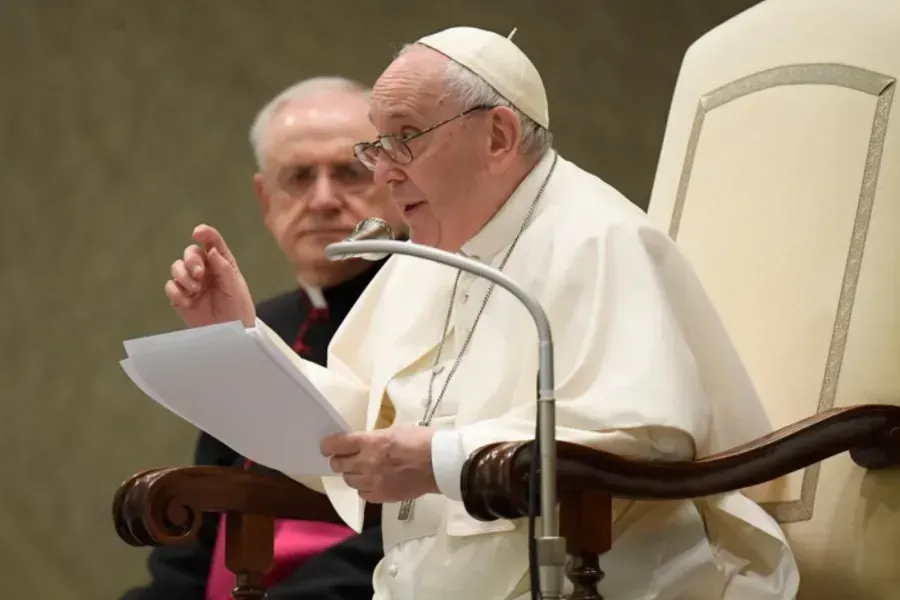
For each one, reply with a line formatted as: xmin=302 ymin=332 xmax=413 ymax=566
xmin=353 ymin=104 xmax=494 ymax=171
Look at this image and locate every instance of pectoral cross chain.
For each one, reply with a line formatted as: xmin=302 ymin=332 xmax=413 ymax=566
xmin=397 ymin=419 xmax=425 ymax=522
xmin=394 ymin=154 xmax=557 ymax=525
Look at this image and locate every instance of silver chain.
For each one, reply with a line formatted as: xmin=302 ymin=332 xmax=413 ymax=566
xmin=419 ymin=153 xmax=559 ymax=426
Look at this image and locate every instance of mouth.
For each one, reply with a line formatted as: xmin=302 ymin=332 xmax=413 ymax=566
xmin=298 ymin=228 xmax=351 ymax=239
xmin=402 ymin=202 xmax=425 ymax=216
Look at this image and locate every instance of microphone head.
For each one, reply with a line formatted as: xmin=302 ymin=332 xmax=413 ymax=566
xmin=349 ymin=217 xmax=395 ymax=242
xmin=330 ymin=217 xmax=395 ymax=261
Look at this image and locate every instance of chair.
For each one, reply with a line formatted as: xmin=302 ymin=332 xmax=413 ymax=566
xmin=646 ymin=0 xmax=900 ymax=596
xmin=113 ymin=0 xmax=900 ymax=597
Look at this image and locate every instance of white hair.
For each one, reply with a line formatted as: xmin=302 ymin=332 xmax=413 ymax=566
xmin=248 ymin=76 xmax=370 ymax=169
xmin=442 ymin=60 xmax=553 ymax=156
xmin=396 ymin=43 xmax=552 ymax=156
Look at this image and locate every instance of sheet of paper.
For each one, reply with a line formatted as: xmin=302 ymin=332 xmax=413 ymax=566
xmin=120 ymin=357 xmax=189 ymax=422
xmin=121 ymin=322 xmax=349 ymax=476
xmin=245 ymin=321 xmax=350 ymax=431
xmin=123 ymin=320 xmax=245 ymax=356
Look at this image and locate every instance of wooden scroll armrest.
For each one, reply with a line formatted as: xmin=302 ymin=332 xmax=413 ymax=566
xmin=112 ymin=466 xmax=337 ymax=598
xmin=459 ymin=404 xmax=900 ymax=600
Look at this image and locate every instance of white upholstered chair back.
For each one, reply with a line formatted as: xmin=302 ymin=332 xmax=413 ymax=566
xmin=646 ymin=0 xmax=900 ymax=597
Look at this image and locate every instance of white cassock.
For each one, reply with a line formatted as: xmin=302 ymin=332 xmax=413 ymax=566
xmin=266 ymin=149 xmax=800 ymax=599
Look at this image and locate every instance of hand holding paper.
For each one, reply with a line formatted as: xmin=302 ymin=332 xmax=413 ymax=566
xmin=321 ymin=425 xmax=439 ymax=503
xmin=120 ymin=319 xmax=350 ymax=476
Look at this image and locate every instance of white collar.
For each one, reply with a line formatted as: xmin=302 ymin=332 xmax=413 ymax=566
xmin=296 ymin=276 xmax=328 ymax=309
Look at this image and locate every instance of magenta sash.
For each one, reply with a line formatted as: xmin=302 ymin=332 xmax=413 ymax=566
xmin=205 ymin=515 xmax=355 ymax=599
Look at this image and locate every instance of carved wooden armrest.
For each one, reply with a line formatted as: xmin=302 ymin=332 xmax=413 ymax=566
xmin=459 ymin=404 xmax=900 ymax=599
xmin=112 ymin=466 xmax=338 ymax=599
xmin=112 ymin=406 xmax=900 ymax=600
xmin=461 ymin=404 xmax=900 ymax=518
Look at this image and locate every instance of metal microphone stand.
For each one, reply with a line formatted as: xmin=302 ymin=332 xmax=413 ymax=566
xmin=325 ymin=238 xmax=566 ymax=600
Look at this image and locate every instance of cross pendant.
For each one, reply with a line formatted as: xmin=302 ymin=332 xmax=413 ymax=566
xmin=397 ymin=498 xmax=415 ymax=521
xmin=397 ymin=418 xmax=427 ymax=521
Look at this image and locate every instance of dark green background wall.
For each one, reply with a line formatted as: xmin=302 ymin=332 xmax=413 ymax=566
xmin=0 ymin=1 xmax=758 ymax=597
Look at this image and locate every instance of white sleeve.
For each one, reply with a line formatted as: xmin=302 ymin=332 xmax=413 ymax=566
xmin=430 ymin=429 xmax=466 ymax=501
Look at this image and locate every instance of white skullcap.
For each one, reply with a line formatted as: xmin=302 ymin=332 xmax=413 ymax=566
xmin=415 ymin=26 xmax=549 ymax=129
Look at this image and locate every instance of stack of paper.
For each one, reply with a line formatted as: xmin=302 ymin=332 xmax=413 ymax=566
xmin=120 ymin=320 xmax=350 ymax=476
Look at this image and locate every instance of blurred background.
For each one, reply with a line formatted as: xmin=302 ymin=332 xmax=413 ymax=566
xmin=1 ymin=1 xmax=761 ymax=597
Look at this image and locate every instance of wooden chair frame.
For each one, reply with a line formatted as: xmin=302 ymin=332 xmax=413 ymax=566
xmin=113 ymin=404 xmax=900 ymax=599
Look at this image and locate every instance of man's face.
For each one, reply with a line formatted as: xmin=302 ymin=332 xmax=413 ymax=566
xmin=368 ymin=49 xmax=491 ymax=252
xmin=255 ymin=91 xmax=401 ymax=276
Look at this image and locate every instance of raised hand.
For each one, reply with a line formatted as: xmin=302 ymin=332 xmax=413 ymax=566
xmin=164 ymin=224 xmax=256 ymax=328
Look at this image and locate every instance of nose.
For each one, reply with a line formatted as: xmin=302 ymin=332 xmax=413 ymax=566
xmin=373 ymin=153 xmax=406 ymax=187
xmin=307 ymin=171 xmax=342 ymax=211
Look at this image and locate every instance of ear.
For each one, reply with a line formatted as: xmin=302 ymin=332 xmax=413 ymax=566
xmin=486 ymin=106 xmax=521 ymax=169
xmin=253 ymin=172 xmax=270 ymax=218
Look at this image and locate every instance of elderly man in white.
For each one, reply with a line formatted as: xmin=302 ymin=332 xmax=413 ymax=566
xmin=164 ymin=26 xmax=799 ymax=600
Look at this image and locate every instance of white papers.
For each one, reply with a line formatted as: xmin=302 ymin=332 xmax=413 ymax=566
xmin=120 ymin=320 xmax=350 ymax=476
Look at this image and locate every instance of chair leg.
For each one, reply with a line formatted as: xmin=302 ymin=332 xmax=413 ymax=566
xmin=567 ymin=553 xmax=603 ymax=600
xmin=224 ymin=512 xmax=275 ymax=600
xmin=232 ymin=573 xmax=267 ymax=599
xmin=560 ymin=491 xmax=611 ymax=600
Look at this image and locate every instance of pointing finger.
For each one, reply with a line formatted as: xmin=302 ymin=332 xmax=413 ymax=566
xmin=192 ymin=224 xmax=235 ymax=265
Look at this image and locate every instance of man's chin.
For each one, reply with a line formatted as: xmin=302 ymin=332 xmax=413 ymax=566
xmin=290 ymin=240 xmax=334 ymax=266
xmin=407 ymin=227 xmax=440 ymax=249
xmin=303 ymin=229 xmax=350 ymax=242
xmin=292 ymin=231 xmax=349 ymax=256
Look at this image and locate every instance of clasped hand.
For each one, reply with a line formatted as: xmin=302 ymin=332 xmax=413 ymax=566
xmin=320 ymin=425 xmax=438 ymax=503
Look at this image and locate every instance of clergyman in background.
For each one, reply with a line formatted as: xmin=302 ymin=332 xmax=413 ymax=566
xmin=121 ymin=76 xmax=404 ymax=600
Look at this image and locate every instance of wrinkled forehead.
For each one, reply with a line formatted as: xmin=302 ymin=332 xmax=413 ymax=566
xmin=369 ymin=47 xmax=453 ymax=130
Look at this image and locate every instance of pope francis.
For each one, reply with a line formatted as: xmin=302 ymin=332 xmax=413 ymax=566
xmin=164 ymin=26 xmax=800 ymax=600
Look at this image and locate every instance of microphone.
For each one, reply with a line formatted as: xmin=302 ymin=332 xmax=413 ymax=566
xmin=324 ymin=235 xmax=566 ymax=600
xmin=331 ymin=218 xmax=395 ymax=261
